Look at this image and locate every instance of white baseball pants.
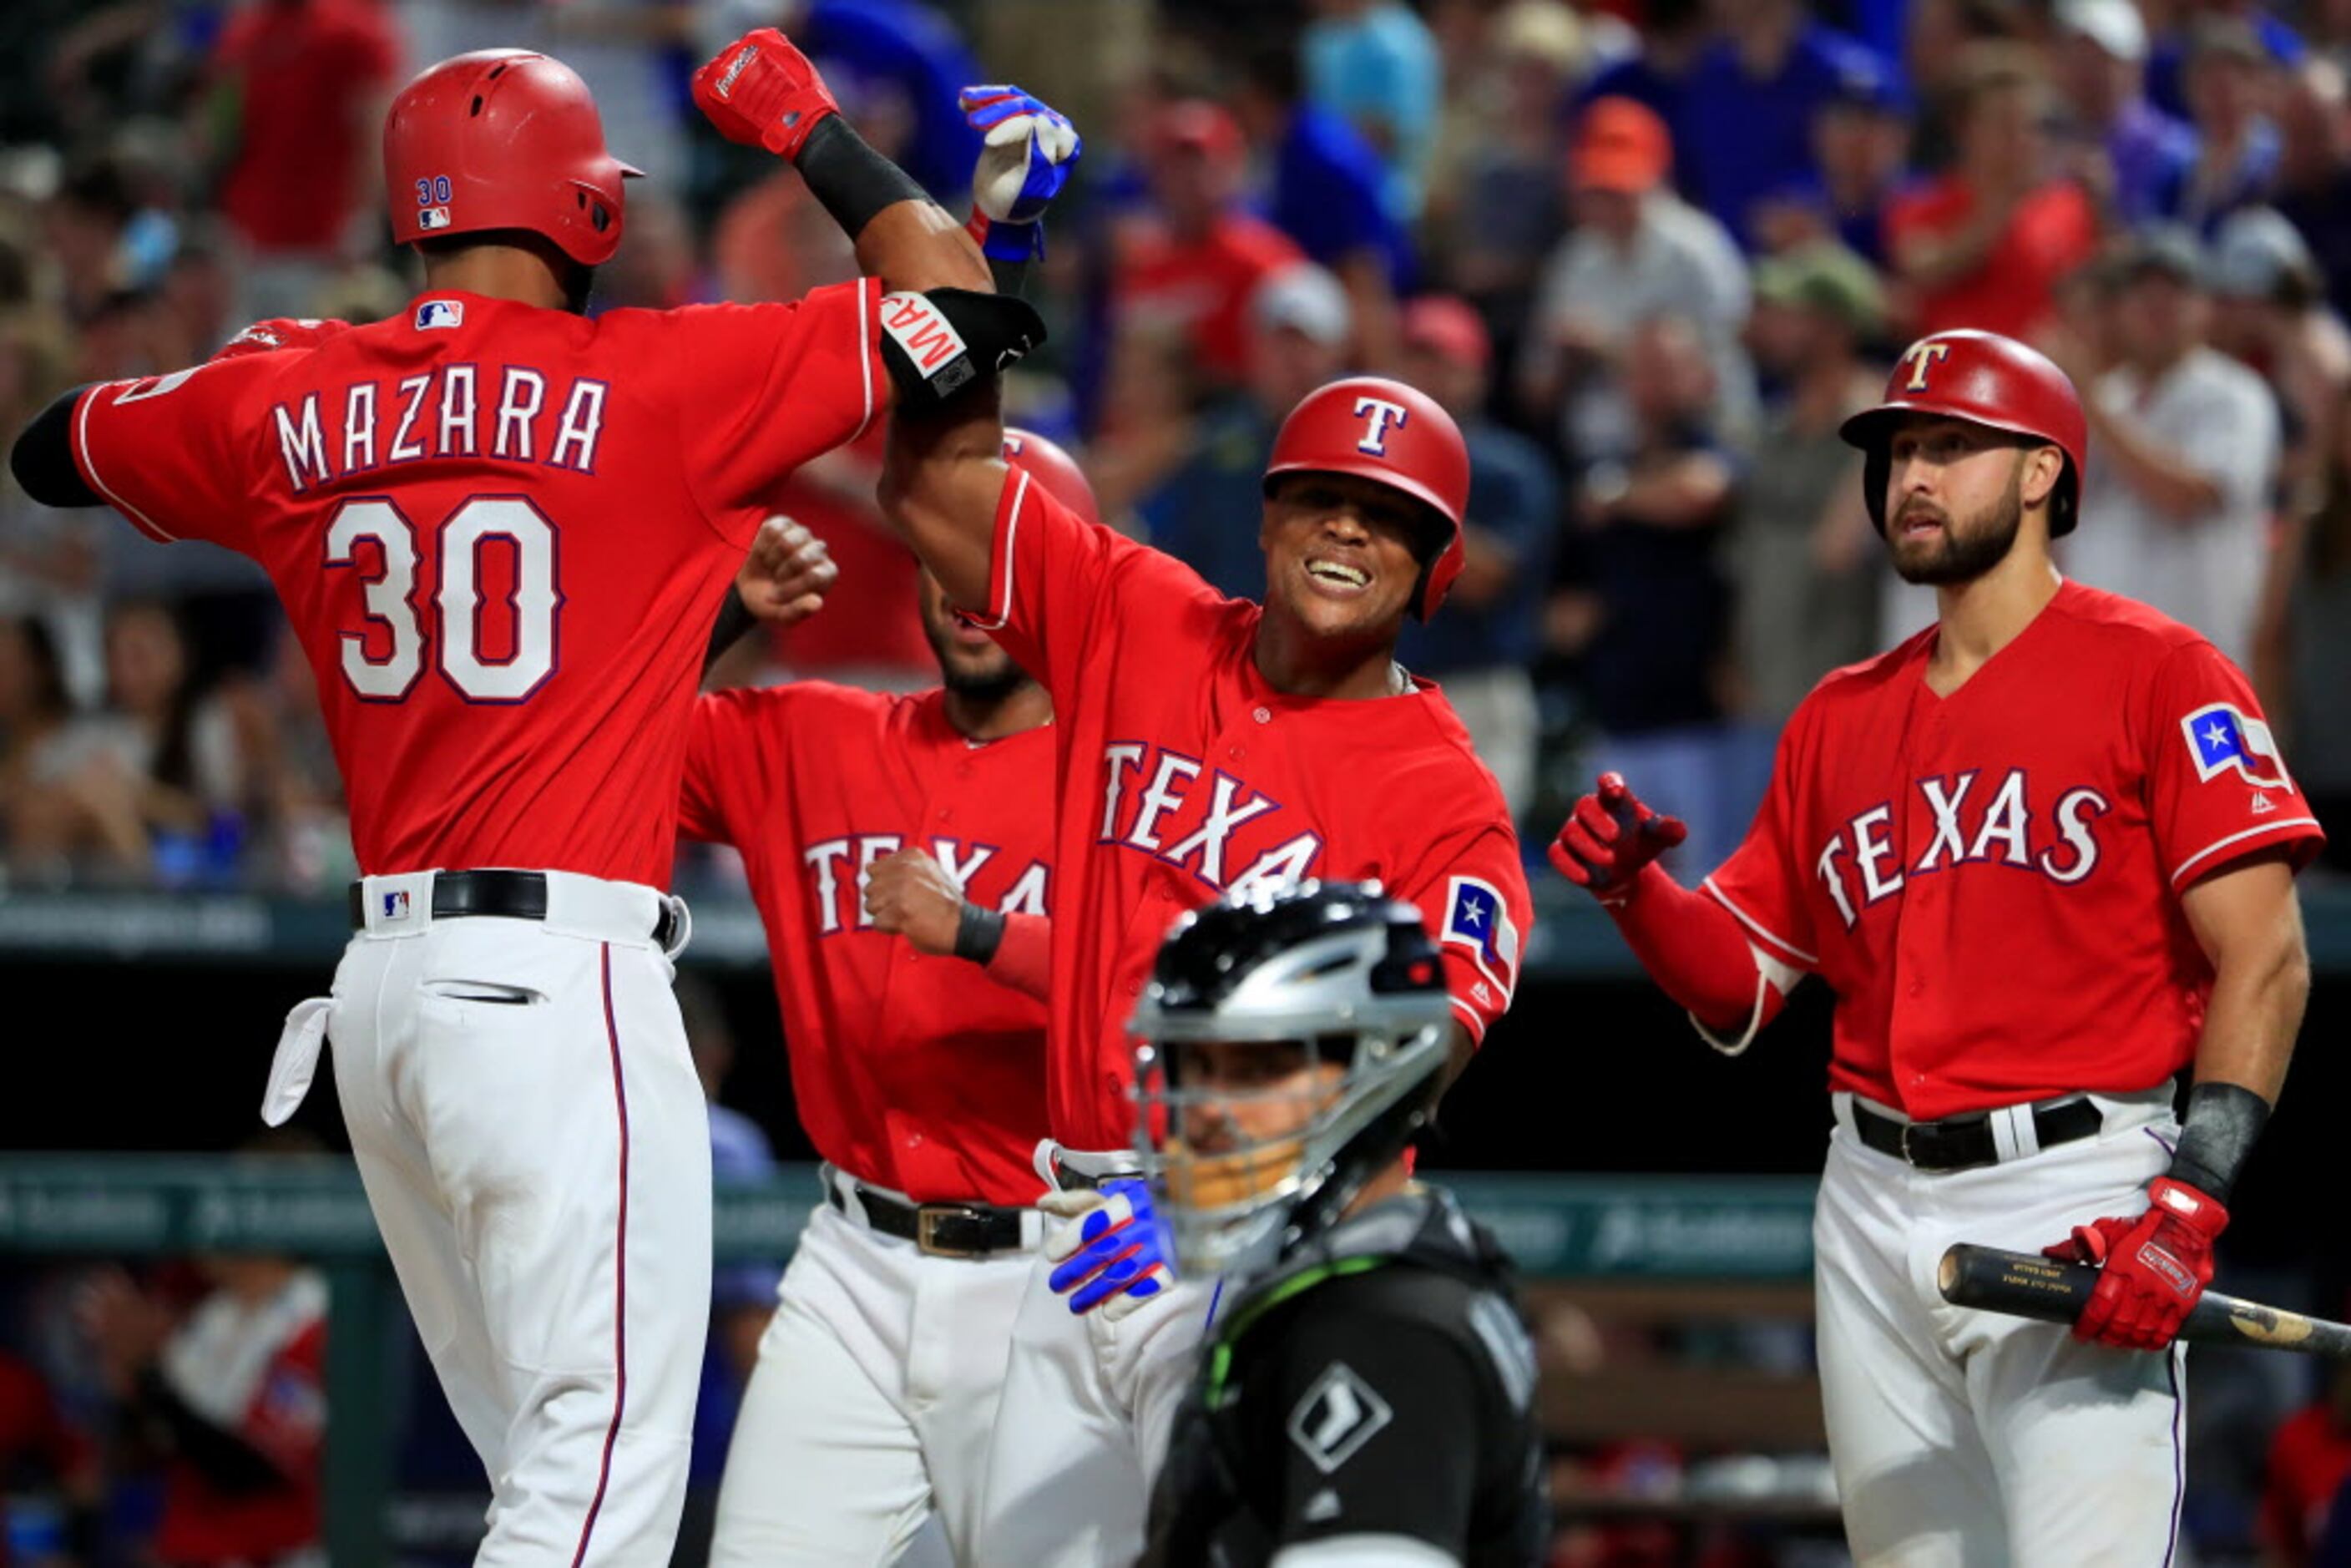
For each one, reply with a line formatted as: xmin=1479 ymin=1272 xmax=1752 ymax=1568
xmin=707 ymin=1179 xmax=1038 ymax=1566
xmin=319 ymin=870 xmax=710 ymax=1565
xmin=1816 ymin=1084 xmax=2189 ymax=1568
xmin=972 ymin=1156 xmax=1218 ymax=1568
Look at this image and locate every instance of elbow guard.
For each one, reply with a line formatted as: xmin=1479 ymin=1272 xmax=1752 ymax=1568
xmin=12 ymin=386 xmax=101 ymax=508
xmin=878 ymin=288 xmax=1045 ymax=405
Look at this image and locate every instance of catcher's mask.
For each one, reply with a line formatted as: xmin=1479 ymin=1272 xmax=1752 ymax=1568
xmin=1129 ymin=880 xmax=1452 ymax=1280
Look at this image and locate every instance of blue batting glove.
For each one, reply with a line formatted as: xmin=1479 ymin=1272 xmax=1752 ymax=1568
xmin=1044 ymin=1177 xmax=1172 ymax=1320
xmin=958 ymin=83 xmax=1081 ymax=262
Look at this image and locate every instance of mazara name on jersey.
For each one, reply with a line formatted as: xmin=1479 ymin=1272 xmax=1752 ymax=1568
xmin=804 ymin=833 xmax=1051 ymax=936
xmin=270 ymin=366 xmax=609 ymax=493
xmin=1814 ymin=766 xmax=2110 ymax=928
xmin=1100 ymin=741 xmax=1324 ymax=894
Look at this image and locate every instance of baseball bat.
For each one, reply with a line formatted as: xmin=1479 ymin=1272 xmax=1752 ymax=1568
xmin=1939 ymin=1244 xmax=2351 ymax=1358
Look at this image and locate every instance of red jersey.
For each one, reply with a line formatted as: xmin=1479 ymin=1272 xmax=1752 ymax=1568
xmin=680 ymin=684 xmax=1053 ymax=1204
xmin=1112 ymin=211 xmax=1305 ymax=384
xmin=1884 ymin=175 xmax=2099 ymax=342
xmin=1707 ymin=581 xmax=2324 ymax=1119
xmin=212 ymin=0 xmax=402 ymax=254
xmin=70 ymin=281 xmax=886 ymax=888
xmin=155 ymin=1272 xmax=327 ymax=1565
xmin=974 ymin=468 xmax=1533 ymax=1151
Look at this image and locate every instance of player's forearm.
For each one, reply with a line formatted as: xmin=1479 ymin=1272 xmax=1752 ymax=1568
xmin=2172 ymin=871 xmax=2309 ymax=1201
xmin=877 ymin=378 xmax=1006 ymax=610
xmin=2188 ymin=904 xmax=2309 ymax=1109
xmin=981 ymin=910 xmax=1049 ymax=1000
xmin=791 ymin=117 xmax=989 ymax=296
xmin=1609 ymin=864 xmax=1772 ymax=1033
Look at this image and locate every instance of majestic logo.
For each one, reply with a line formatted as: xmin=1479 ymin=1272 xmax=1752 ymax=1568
xmin=1287 ymin=1362 xmax=1393 ymax=1474
xmin=1352 ymin=395 xmax=1408 ymax=456
xmin=1900 ymin=339 xmax=1954 ymax=391
xmin=414 ymin=300 xmax=463 ymax=331
xmin=2182 ymin=702 xmax=2292 ymax=789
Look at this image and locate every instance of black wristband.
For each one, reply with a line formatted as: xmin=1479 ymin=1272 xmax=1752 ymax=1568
xmin=793 ymin=115 xmax=930 ymax=240
xmin=705 ymin=584 xmax=758 ymax=674
xmin=2167 ymin=1081 xmax=2272 ymax=1204
xmin=953 ymin=902 xmax=1006 ymax=966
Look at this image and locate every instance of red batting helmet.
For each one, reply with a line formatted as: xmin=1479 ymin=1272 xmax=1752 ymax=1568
xmin=1004 ymin=427 xmax=1101 ymax=527
xmin=1839 ymin=328 xmax=2089 ymax=536
xmin=1262 ymin=377 xmax=1469 ymax=620
xmin=384 ymin=50 xmax=641 ymax=269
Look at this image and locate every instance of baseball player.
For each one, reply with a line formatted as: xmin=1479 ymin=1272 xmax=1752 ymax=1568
xmin=683 ymin=432 xmax=1095 ymax=1567
xmin=1550 ymin=328 xmax=2324 ymax=1565
xmin=5 ymin=29 xmax=1041 ymax=1560
xmin=1129 ymin=879 xmax=1549 ymax=1567
xmin=871 ymin=321 xmax=1532 ymax=1554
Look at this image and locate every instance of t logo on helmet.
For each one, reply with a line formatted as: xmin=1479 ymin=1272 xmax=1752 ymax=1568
xmin=1901 ymin=340 xmax=1954 ymax=392
xmin=1353 ymin=396 xmax=1409 ymax=457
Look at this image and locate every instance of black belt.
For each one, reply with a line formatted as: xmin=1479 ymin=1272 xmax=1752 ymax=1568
xmin=826 ymin=1176 xmax=1029 ymax=1258
xmin=347 ymin=870 xmax=680 ymax=949
xmin=1853 ymin=1096 xmax=2103 ymax=1172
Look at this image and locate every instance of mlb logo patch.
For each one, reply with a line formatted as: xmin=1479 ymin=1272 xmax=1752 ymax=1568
xmin=1442 ymin=875 xmax=1520 ymax=993
xmin=382 ymin=890 xmax=411 ymax=919
xmin=2182 ymin=702 xmax=2292 ymax=789
xmin=417 ymin=206 xmax=453 ymax=231
xmin=414 ymin=299 xmax=463 ymax=331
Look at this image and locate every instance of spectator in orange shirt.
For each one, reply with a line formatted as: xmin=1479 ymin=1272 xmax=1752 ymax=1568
xmin=1887 ymin=45 xmax=2101 ymax=341
xmin=1110 ymin=100 xmax=1307 ymax=392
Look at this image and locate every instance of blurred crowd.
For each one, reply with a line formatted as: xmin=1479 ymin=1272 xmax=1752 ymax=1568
xmin=4 ymin=0 xmax=2351 ymax=893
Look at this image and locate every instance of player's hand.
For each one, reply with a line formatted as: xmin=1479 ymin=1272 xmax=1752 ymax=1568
xmin=1548 ymin=772 xmax=1688 ymax=907
xmin=692 ymin=28 xmax=839 ymax=161
xmin=862 ymin=847 xmax=966 ymax=957
xmin=74 ymin=1268 xmax=170 ymax=1397
xmin=736 ymin=516 xmax=836 ymax=628
xmin=210 ymin=317 xmax=351 ymax=361
xmin=2042 ymin=1176 xmax=2229 ymax=1352
xmin=958 ymin=84 xmax=1082 ymax=261
xmin=1044 ymin=1176 xmax=1174 ymax=1321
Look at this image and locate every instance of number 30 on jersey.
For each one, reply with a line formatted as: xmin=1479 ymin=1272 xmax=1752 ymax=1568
xmin=325 ymin=495 xmax=561 ymax=702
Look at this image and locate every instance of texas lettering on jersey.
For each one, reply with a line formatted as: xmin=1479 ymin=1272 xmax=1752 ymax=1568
xmin=804 ymin=832 xmax=1051 ymax=935
xmin=1705 ymin=582 xmax=2324 ymax=1119
xmin=1097 ymin=741 xmax=1319 ymax=893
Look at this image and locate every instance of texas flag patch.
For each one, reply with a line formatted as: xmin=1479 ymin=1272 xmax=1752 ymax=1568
xmin=1442 ymin=875 xmax=1520 ymax=998
xmin=2182 ymin=702 xmax=2293 ymax=790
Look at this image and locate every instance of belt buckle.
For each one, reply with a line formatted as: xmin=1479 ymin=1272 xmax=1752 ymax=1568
xmin=916 ymin=1206 xmax=985 ymax=1259
xmin=1898 ymin=1120 xmax=1924 ymax=1167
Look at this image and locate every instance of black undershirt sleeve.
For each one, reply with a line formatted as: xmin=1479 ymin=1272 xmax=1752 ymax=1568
xmin=1260 ymin=1305 xmax=1488 ymax=1555
xmin=10 ymin=386 xmax=100 ymax=508
xmin=129 ymin=1366 xmax=291 ymax=1496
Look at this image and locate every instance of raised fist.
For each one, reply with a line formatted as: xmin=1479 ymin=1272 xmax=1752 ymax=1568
xmin=735 ymin=515 xmax=837 ymax=629
xmin=862 ymin=847 xmax=966 ymax=957
xmin=1548 ymin=772 xmax=1688 ymax=905
xmin=958 ymin=84 xmax=1082 ymax=261
xmin=692 ymin=28 xmax=840 ymax=161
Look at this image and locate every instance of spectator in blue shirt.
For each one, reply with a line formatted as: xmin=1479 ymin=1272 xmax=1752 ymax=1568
xmin=1393 ymin=296 xmax=1558 ymax=822
xmin=2146 ymin=0 xmax=2306 ymax=121
xmin=1574 ymin=0 xmax=1710 ymax=145
xmin=2050 ymin=0 xmax=2198 ymax=228
xmin=1139 ymin=263 xmax=1355 ymax=601
xmin=1236 ymin=39 xmax=1410 ymax=369
xmin=1675 ymin=0 xmax=1891 ymax=253
xmin=799 ymin=0 xmax=987 ymax=205
xmin=1750 ymin=68 xmax=1915 ymax=266
xmin=2177 ymin=18 xmax=2287 ymax=233
xmin=1302 ymin=0 xmax=1443 ymax=222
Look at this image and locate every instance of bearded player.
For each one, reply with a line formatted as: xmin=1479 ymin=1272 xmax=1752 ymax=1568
xmin=683 ymin=432 xmax=1094 ymax=1566
xmin=872 ymin=299 xmax=1532 ymax=1560
xmin=1550 ymin=329 xmax=2322 ymax=1565
xmin=6 ymin=30 xmax=1042 ymax=1560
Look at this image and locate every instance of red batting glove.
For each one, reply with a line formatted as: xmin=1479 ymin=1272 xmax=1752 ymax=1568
xmin=210 ymin=318 xmax=351 ymax=360
xmin=691 ymin=28 xmax=840 ymax=161
xmin=1547 ymin=772 xmax=1688 ymax=907
xmin=2043 ymin=1176 xmax=2229 ymax=1352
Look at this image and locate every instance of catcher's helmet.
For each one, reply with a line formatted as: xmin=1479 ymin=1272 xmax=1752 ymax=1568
xmin=1839 ymin=329 xmax=2088 ymax=536
xmin=384 ymin=50 xmax=641 ymax=268
xmin=1129 ymin=879 xmax=1454 ymax=1279
xmin=1003 ymin=427 xmax=1101 ymax=527
xmin=1262 ymin=377 xmax=1469 ymax=620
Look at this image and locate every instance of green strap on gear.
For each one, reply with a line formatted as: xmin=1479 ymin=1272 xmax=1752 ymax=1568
xmin=1203 ymin=1256 xmax=1390 ymax=1409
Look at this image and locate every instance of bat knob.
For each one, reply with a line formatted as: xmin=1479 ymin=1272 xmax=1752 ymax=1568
xmin=1938 ymin=1247 xmax=1960 ymax=1298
